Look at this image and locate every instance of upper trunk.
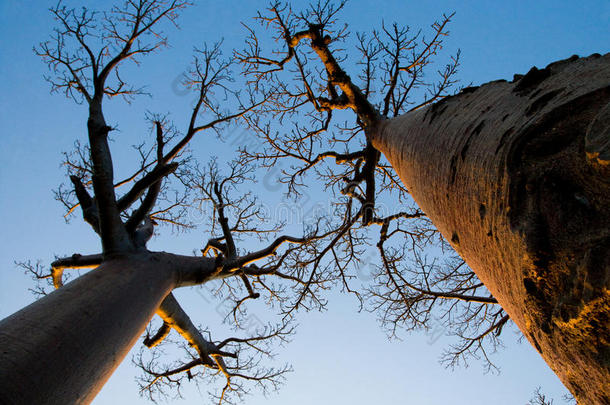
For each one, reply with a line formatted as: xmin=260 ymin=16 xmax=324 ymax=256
xmin=371 ymin=53 xmax=610 ymax=404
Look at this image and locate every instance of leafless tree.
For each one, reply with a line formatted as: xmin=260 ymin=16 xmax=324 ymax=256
xmin=235 ymin=0 xmax=509 ymax=372
xmin=12 ymin=2 xmax=510 ymax=404
xmin=233 ymin=2 xmax=610 ymax=404
xmin=4 ymin=1 xmax=608 ymax=404
xmin=3 ymin=1 xmax=338 ymax=404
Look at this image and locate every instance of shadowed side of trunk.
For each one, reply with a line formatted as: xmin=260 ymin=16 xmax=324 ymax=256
xmin=0 ymin=256 xmax=176 ymax=405
xmin=371 ymin=53 xmax=610 ymax=404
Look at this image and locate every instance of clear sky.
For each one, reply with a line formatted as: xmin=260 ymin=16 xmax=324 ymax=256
xmin=0 ymin=1 xmax=608 ymax=404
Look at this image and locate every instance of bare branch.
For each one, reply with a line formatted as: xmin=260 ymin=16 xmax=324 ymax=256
xmin=51 ymin=253 xmax=103 ymax=271
xmin=117 ymin=162 xmax=179 ymax=213
xmin=69 ymin=175 xmax=100 ymax=233
xmin=144 ymin=321 xmax=171 ymax=348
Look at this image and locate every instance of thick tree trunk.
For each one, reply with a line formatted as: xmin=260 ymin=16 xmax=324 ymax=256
xmin=0 ymin=255 xmax=177 ymax=405
xmin=371 ymin=53 xmax=610 ymax=404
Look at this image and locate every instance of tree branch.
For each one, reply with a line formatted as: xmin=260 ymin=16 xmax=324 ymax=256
xmin=144 ymin=321 xmax=171 ymax=348
xmin=69 ymin=175 xmax=100 ymax=233
xmin=157 ymin=293 xmax=234 ymax=377
xmin=117 ymin=162 xmax=179 ymax=213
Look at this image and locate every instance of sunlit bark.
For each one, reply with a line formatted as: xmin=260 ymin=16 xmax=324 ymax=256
xmin=372 ymin=53 xmax=610 ymax=404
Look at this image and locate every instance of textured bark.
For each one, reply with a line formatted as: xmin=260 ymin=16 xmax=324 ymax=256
xmin=371 ymin=53 xmax=610 ymax=404
xmin=0 ymin=255 xmax=177 ymax=405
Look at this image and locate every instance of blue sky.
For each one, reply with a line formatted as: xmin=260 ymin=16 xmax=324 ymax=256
xmin=0 ymin=1 xmax=608 ymax=404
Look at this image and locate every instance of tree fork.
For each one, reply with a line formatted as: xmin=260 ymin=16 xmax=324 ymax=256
xmin=371 ymin=53 xmax=610 ymax=404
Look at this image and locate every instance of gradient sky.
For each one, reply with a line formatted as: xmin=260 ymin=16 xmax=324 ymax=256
xmin=1 ymin=1 xmax=609 ymax=404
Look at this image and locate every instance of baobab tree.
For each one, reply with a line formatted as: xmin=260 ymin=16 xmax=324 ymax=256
xmin=0 ymin=1 xmax=316 ymax=403
xmin=0 ymin=1 xmax=484 ymax=404
xmin=0 ymin=1 xmax=605 ymax=405
xmin=237 ymin=1 xmax=513 ymax=372
xmin=1 ymin=0 xmax=511 ymax=403
xmin=236 ymin=2 xmax=610 ymax=404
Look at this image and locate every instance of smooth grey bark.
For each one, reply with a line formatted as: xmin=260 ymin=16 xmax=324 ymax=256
xmin=87 ymin=101 xmax=134 ymax=256
xmin=371 ymin=53 xmax=610 ymax=404
xmin=0 ymin=253 xmax=216 ymax=405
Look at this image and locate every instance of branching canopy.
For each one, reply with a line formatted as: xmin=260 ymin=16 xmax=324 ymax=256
xmin=23 ymin=1 xmax=519 ymax=403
